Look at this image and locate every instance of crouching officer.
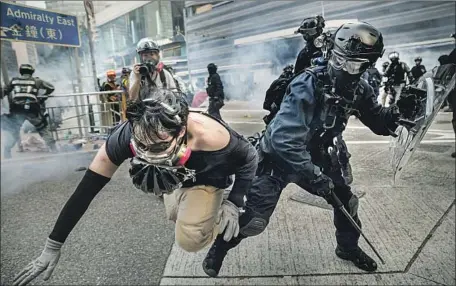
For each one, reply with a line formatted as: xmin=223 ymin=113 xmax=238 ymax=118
xmin=1 ymin=64 xmax=57 ymax=159
xmin=202 ymin=21 xmax=420 ymax=277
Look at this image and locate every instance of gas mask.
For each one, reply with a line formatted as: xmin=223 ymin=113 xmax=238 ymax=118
xmin=129 ymin=157 xmax=196 ymax=196
xmin=321 ymin=51 xmax=369 ymax=131
xmin=129 ymin=134 xmax=194 ymax=196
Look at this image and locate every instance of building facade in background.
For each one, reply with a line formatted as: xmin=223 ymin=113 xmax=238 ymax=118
xmin=184 ymin=1 xmax=456 ymax=100
xmin=94 ymin=1 xmax=186 ymax=80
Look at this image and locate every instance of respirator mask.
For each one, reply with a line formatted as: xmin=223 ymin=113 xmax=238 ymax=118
xmin=129 ymin=136 xmax=194 ymax=196
xmin=320 ymin=50 xmax=371 ymax=131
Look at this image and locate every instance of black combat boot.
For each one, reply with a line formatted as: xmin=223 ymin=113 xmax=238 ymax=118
xmin=335 ymin=246 xmax=378 ymax=272
xmin=202 ymin=234 xmax=243 ymax=277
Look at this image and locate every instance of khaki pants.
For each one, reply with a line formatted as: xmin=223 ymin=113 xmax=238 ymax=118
xmin=163 ymin=185 xmax=225 ymax=252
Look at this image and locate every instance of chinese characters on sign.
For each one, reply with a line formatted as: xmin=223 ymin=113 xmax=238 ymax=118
xmin=0 ymin=0 xmax=80 ymax=47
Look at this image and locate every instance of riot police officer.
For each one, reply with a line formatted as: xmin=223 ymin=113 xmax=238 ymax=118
xmin=362 ymin=65 xmax=382 ymax=96
xmin=294 ymin=15 xmax=325 ymax=74
xmin=206 ymin=63 xmax=225 ymax=120
xmin=202 ymin=21 xmax=418 ymax=277
xmin=383 ymin=51 xmax=412 ymax=105
xmin=410 ymin=56 xmax=427 ymax=83
xmin=1 ymin=64 xmax=56 ymax=159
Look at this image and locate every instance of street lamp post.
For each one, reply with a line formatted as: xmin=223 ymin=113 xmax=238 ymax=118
xmin=182 ymin=8 xmax=193 ymax=88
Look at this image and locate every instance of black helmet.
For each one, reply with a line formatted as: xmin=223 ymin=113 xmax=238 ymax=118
xmin=19 ymin=64 xmax=35 ymax=75
xmin=329 ymin=21 xmax=384 ymax=75
xmin=297 ymin=15 xmax=325 ymax=42
xmin=136 ymin=37 xmax=160 ymax=54
xmin=207 ymin=63 xmax=217 ymax=74
xmin=332 ymin=21 xmax=384 ymax=62
xmin=438 ymin=55 xmax=450 ymax=65
xmin=414 ymin=56 xmax=422 ymax=62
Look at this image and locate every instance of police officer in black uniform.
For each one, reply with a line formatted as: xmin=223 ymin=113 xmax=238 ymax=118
xmin=410 ymin=56 xmax=427 ymax=83
xmin=294 ymin=15 xmax=353 ymax=185
xmin=206 ymin=63 xmax=225 ymax=120
xmin=294 ymin=15 xmax=325 ymax=74
xmin=362 ymin=65 xmax=382 ymax=96
xmin=1 ymin=64 xmax=56 ymax=159
xmin=202 ymin=21 xmax=419 ymax=277
xmin=383 ymin=51 xmax=413 ymax=105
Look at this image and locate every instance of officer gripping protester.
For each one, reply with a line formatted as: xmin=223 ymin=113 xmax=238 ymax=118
xmin=129 ymin=38 xmax=177 ymax=100
xmin=202 ymin=21 xmax=420 ymax=277
xmin=11 ymin=88 xmax=258 ymax=286
xmin=206 ymin=63 xmax=225 ymax=121
xmin=1 ymin=64 xmax=57 ymax=159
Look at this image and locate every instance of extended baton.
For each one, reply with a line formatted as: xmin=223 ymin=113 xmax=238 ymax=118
xmin=330 ymin=192 xmax=386 ymax=265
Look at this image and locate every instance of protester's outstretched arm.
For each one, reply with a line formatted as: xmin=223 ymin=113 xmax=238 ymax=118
xmin=12 ymin=144 xmax=119 ymax=286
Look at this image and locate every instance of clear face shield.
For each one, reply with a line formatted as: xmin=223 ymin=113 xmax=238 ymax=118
xmin=328 ymin=50 xmax=372 ymax=75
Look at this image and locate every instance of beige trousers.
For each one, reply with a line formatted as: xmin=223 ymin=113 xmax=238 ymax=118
xmin=163 ymin=185 xmax=225 ymax=252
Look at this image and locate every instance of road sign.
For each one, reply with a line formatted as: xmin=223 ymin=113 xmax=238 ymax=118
xmin=0 ymin=0 xmax=80 ymax=47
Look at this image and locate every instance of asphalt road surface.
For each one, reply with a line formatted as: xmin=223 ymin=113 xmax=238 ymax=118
xmin=1 ymin=111 xmax=454 ymax=285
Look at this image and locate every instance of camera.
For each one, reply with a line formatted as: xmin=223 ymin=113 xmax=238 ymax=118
xmin=139 ymin=62 xmax=156 ymax=75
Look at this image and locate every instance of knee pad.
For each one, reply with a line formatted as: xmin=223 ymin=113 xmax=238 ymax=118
xmin=240 ymin=217 xmax=268 ymax=237
xmin=348 ymin=195 xmax=359 ymax=217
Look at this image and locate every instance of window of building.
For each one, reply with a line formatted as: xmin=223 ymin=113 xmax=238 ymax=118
xmin=163 ymin=46 xmax=182 ymax=58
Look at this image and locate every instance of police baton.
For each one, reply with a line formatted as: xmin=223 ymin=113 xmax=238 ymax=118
xmin=330 ymin=191 xmax=386 ymax=264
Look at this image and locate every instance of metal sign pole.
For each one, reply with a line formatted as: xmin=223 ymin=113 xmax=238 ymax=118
xmin=1 ymin=59 xmax=9 ymax=86
xmin=73 ymin=48 xmax=85 ymax=137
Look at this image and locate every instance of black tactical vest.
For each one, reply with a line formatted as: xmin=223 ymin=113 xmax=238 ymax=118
xmin=9 ymin=76 xmax=40 ymax=107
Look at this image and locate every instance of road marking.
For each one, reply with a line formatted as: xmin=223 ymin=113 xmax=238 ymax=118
xmin=346 ymin=139 xmax=455 ymax=144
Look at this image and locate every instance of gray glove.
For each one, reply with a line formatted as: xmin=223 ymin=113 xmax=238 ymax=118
xmin=13 ymin=238 xmax=63 ymax=286
xmin=218 ymin=199 xmax=240 ymax=242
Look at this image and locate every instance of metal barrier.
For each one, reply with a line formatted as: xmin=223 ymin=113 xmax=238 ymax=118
xmin=44 ymin=90 xmax=127 ymax=142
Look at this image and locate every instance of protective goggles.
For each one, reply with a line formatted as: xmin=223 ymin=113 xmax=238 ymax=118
xmin=130 ymin=136 xmax=191 ymax=167
xmin=329 ymin=50 xmax=371 ymax=75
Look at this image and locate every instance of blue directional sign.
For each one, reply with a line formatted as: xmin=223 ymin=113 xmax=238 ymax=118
xmin=0 ymin=0 xmax=80 ymax=47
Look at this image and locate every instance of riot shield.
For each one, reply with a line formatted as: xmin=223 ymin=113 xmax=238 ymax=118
xmin=390 ymin=70 xmax=455 ymax=183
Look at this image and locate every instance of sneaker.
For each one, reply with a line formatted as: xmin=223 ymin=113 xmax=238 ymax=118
xmin=335 ymin=246 xmax=378 ymax=272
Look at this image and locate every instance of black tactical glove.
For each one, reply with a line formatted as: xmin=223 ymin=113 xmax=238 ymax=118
xmin=396 ymin=86 xmax=424 ymax=119
xmin=310 ymin=173 xmax=334 ymax=198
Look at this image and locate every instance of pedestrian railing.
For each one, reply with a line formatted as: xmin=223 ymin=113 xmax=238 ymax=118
xmin=44 ymin=90 xmax=127 ymax=141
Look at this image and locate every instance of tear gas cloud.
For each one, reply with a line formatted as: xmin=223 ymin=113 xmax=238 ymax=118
xmin=0 ymin=44 xmax=97 ymax=195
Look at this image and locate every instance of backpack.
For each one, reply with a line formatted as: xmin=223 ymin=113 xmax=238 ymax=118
xmin=262 ymin=66 xmax=310 ymax=124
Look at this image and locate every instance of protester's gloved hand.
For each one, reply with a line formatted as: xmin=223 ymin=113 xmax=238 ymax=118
xmin=218 ymin=199 xmax=240 ymax=242
xmin=13 ymin=238 xmax=63 ymax=286
xmin=310 ymin=173 xmax=334 ymax=198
